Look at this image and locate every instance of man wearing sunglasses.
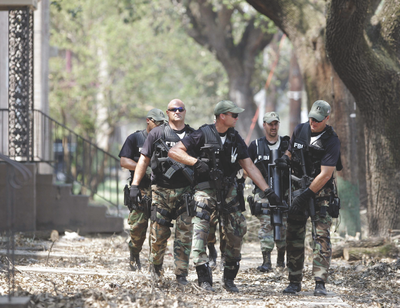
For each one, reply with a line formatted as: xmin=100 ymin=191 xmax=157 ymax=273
xmin=119 ymin=108 xmax=166 ymax=272
xmin=275 ymin=100 xmax=342 ymax=296
xmin=130 ymin=99 xmax=195 ymax=286
xmin=247 ymin=111 xmax=290 ymax=273
xmin=169 ymin=100 xmax=282 ymax=293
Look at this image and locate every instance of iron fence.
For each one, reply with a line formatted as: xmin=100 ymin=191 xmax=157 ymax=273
xmin=0 ymin=108 xmax=121 ymax=214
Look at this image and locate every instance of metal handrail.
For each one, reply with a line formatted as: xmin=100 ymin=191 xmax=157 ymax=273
xmin=1 ymin=108 xmax=121 ymax=215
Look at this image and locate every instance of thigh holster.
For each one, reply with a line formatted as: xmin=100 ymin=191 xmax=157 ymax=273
xmin=194 ymin=201 xmax=212 ymax=221
xmin=150 ymin=204 xmax=173 ymax=227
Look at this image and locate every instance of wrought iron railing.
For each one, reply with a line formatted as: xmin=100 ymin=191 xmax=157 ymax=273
xmin=0 ymin=108 xmax=121 ymax=214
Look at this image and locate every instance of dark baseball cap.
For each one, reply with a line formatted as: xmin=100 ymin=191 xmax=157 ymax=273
xmin=214 ymin=100 xmax=244 ymax=116
xmin=147 ymin=108 xmax=166 ymax=121
xmin=308 ymin=100 xmax=331 ymax=121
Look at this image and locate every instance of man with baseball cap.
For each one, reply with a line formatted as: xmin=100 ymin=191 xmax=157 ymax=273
xmin=119 ymin=108 xmax=166 ymax=271
xmin=275 ymin=99 xmax=342 ymax=296
xmin=247 ymin=111 xmax=290 ymax=272
xmin=168 ymin=100 xmax=283 ymax=293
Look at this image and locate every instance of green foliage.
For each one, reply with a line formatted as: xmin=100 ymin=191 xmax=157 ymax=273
xmin=49 ymin=0 xmax=228 ymax=141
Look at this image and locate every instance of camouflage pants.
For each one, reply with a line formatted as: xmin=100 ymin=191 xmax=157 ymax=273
xmin=254 ymin=194 xmax=287 ymax=252
xmin=128 ymin=187 xmax=151 ymax=255
xmin=286 ymin=188 xmax=333 ymax=283
xmin=192 ymin=186 xmax=247 ymax=270
xmin=207 ymin=211 xmax=226 ymax=253
xmin=150 ymin=185 xmax=193 ymax=276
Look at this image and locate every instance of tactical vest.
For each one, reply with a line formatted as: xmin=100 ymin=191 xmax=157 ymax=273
xmin=151 ymin=123 xmax=193 ymax=180
xmin=253 ymin=136 xmax=290 ymax=172
xmin=199 ymin=124 xmax=240 ymax=178
xmin=291 ymin=123 xmax=342 ymax=180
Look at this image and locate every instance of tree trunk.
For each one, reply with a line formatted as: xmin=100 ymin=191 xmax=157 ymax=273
xmin=288 ymin=50 xmax=302 ymax=135
xmin=228 ymin=70 xmax=263 ymax=141
xmin=343 ymin=244 xmax=398 ymax=261
xmin=326 ymin=0 xmax=400 ymax=236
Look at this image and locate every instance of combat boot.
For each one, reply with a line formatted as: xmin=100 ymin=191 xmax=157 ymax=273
xmin=129 ymin=249 xmax=141 ymax=271
xmin=257 ymin=250 xmax=272 ymax=272
xmin=196 ymin=263 xmax=215 ymax=292
xmin=223 ymin=261 xmax=239 ymax=293
xmin=208 ymin=244 xmax=218 ymax=270
xmin=150 ymin=263 xmax=163 ymax=277
xmin=176 ymin=275 xmax=189 ymax=286
xmin=277 ymin=247 xmax=285 ymax=268
xmin=314 ymin=280 xmax=327 ymax=296
xmin=283 ymin=282 xmax=301 ymax=294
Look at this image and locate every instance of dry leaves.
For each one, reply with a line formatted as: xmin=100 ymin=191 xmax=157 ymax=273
xmin=0 ymin=232 xmax=399 ymax=307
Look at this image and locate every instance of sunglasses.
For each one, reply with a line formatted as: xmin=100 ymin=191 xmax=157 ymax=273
xmin=224 ymin=112 xmax=239 ymax=119
xmin=149 ymin=118 xmax=164 ymax=126
xmin=310 ymin=117 xmax=326 ymax=123
xmin=168 ymin=107 xmax=185 ymax=113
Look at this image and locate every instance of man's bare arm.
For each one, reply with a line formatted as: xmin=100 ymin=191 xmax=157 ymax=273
xmin=168 ymin=141 xmax=197 ymax=166
xmin=131 ymin=154 xmax=150 ymax=186
xmin=120 ymin=157 xmax=137 ymax=171
xmin=309 ymin=165 xmax=335 ymax=193
xmin=239 ymin=157 xmax=270 ymax=191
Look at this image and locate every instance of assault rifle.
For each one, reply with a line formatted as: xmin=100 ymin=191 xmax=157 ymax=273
xmin=248 ymin=150 xmax=288 ymax=241
xmin=154 ymin=138 xmax=194 ymax=186
xmin=200 ymin=144 xmax=225 ymax=211
xmin=291 ymin=149 xmax=317 ymax=240
xmin=267 ymin=149 xmax=289 ymax=241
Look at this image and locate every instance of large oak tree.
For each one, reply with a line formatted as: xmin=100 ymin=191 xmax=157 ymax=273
xmin=174 ymin=0 xmax=275 ymax=139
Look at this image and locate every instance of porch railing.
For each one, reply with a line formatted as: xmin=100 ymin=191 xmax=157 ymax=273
xmin=0 ymin=108 xmax=121 ymax=214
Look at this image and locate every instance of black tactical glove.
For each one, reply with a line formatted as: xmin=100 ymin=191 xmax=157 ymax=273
xmin=130 ymin=185 xmax=142 ymax=206
xmin=194 ymin=159 xmax=210 ymax=175
xmin=262 ymin=188 xmax=282 ymax=206
xmin=289 ymin=188 xmax=316 ymax=215
xmin=275 ymin=154 xmax=290 ymax=170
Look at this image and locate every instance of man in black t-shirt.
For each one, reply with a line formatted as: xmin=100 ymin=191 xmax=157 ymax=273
xmin=119 ymin=108 xmax=166 ymax=271
xmin=276 ymin=100 xmax=342 ymax=296
xmin=130 ymin=99 xmax=195 ymax=286
xmin=248 ymin=111 xmax=289 ymax=273
xmin=169 ymin=100 xmax=282 ymax=293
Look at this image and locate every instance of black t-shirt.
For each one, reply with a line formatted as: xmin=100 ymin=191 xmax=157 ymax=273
xmin=141 ymin=123 xmax=195 ymax=188
xmin=119 ymin=130 xmax=148 ymax=184
xmin=181 ymin=126 xmax=249 ymax=178
xmin=288 ymin=123 xmax=340 ymax=167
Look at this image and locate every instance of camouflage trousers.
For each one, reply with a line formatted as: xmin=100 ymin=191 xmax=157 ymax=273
xmin=286 ymin=188 xmax=333 ymax=283
xmin=254 ymin=194 xmax=287 ymax=253
xmin=150 ymin=185 xmax=193 ymax=276
xmin=192 ymin=186 xmax=247 ymax=270
xmin=128 ymin=187 xmax=151 ymax=255
xmin=207 ymin=211 xmax=226 ymax=253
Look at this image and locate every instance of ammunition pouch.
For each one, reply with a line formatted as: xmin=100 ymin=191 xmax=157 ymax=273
xmin=328 ymin=195 xmax=340 ymax=218
xmin=124 ymin=184 xmax=130 ymax=207
xmin=150 ymin=205 xmax=173 ymax=228
xmin=194 ymin=201 xmax=212 ymax=221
